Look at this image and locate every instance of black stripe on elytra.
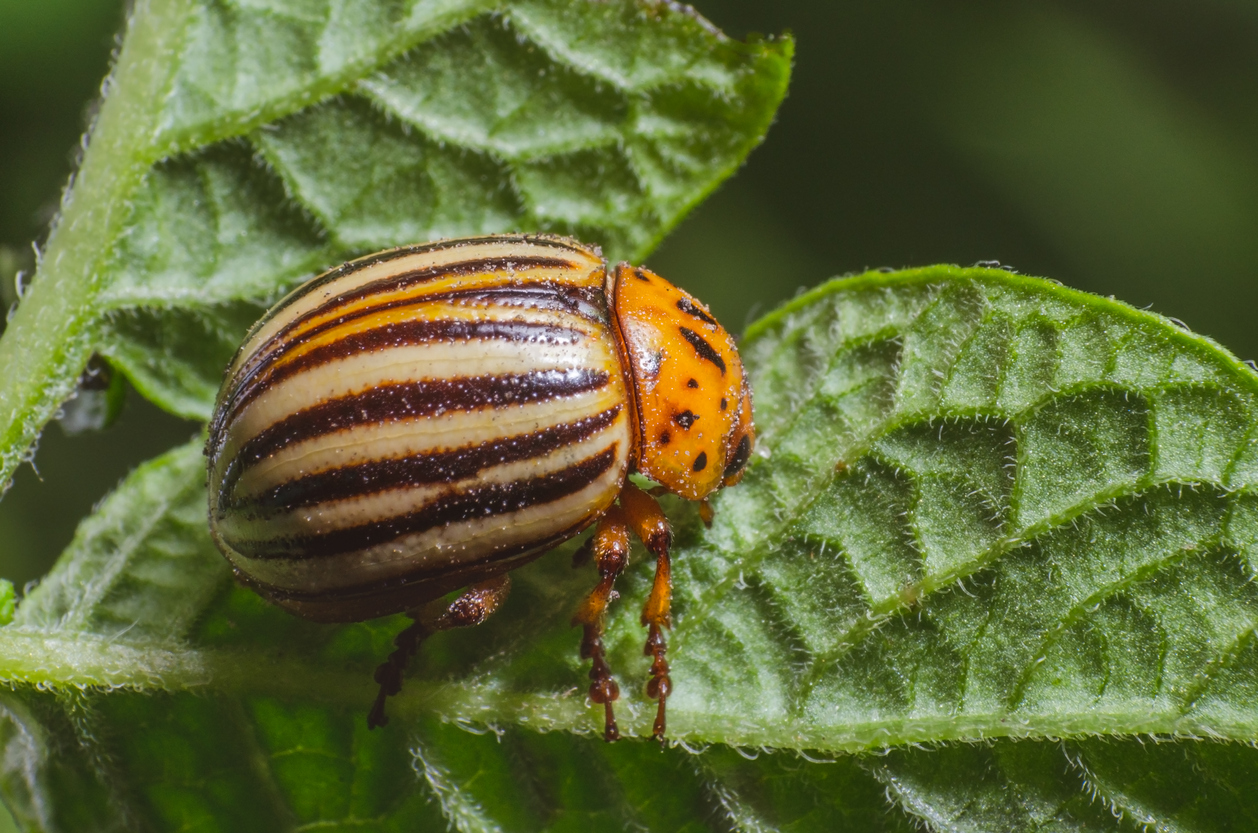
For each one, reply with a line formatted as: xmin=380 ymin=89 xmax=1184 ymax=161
xmin=213 ymin=255 xmax=573 ymax=450
xmin=233 ymin=405 xmax=623 ymax=513
xmin=723 ymin=434 xmax=751 ymax=479
xmin=278 ymin=281 xmax=606 ymax=365
xmin=232 ymin=255 xmax=582 ymax=395
xmin=226 ymin=318 xmax=588 ymax=422
xmin=218 ymin=281 xmax=608 ymax=431
xmin=282 ymin=282 xmax=607 ymax=361
xmin=254 ymin=236 xmax=595 ymax=330
xmin=231 ymin=446 xmax=620 ymax=560
xmin=272 ymin=255 xmax=577 ymax=347
xmin=219 ymin=368 xmax=610 ymax=499
xmin=678 ymin=327 xmax=727 ymax=374
xmin=676 ymin=297 xmax=717 ymax=326
xmin=240 ymin=522 xmax=588 ymax=608
xmin=434 ymin=283 xmax=607 ymax=322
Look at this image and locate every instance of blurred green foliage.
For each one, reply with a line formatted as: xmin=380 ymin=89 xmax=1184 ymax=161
xmin=2 ymin=0 xmax=1257 ymax=645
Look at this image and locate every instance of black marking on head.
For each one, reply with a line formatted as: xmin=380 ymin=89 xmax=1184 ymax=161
xmin=687 ymin=378 xmax=699 ymax=389
xmin=720 ymin=398 xmax=728 ymax=411
xmin=692 ymin=452 xmax=707 ymax=472
xmin=674 ymin=410 xmax=698 ymax=430
xmin=634 ymin=268 xmax=651 ymax=282
xmin=676 ymin=297 xmax=716 ymax=326
xmin=723 ymin=435 xmax=751 ymax=480
xmin=678 ymin=327 xmax=726 ymax=374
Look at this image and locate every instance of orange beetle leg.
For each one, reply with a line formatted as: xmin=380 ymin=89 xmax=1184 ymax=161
xmin=572 ymin=506 xmax=631 ymax=742
xmin=698 ymin=498 xmax=715 ymax=528
xmin=619 ymin=482 xmax=674 ymax=741
xmin=368 ymin=574 xmax=511 ymax=730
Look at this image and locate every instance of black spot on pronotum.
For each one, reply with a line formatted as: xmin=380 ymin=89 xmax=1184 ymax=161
xmin=634 ymin=268 xmax=651 ymax=282
xmin=723 ymin=435 xmax=751 ymax=480
xmin=692 ymin=452 xmax=707 ymax=472
xmin=674 ymin=410 xmax=698 ymax=429
xmin=676 ymin=297 xmax=716 ymax=326
xmin=678 ymin=327 xmax=726 ymax=374
xmin=687 ymin=378 xmax=699 ymax=389
xmin=660 ymin=431 xmax=671 ymax=445
xmin=720 ymin=398 xmax=727 ymax=411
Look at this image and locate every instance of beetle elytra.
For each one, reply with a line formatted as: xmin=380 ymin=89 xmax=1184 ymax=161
xmin=206 ymin=235 xmax=754 ymax=740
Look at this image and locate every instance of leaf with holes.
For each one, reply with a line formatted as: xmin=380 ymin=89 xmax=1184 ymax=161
xmin=4 ymin=266 xmax=1258 ymax=831
xmin=0 ymin=0 xmax=791 ymax=487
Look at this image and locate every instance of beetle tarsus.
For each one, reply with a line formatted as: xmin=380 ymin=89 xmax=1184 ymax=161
xmin=368 ymin=575 xmax=511 ymax=730
xmin=622 ymin=483 xmax=675 ymax=742
xmin=368 ymin=617 xmax=430 ymax=730
xmin=644 ymin=623 xmax=671 ymax=740
xmin=573 ymin=508 xmax=631 ymax=740
xmin=583 ymin=625 xmax=621 ymax=742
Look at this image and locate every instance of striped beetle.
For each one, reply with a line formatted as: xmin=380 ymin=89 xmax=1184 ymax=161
xmin=206 ymin=235 xmax=754 ymax=740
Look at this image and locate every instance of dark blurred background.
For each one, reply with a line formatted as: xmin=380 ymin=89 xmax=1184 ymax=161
xmin=2 ymin=0 xmax=1257 ymax=598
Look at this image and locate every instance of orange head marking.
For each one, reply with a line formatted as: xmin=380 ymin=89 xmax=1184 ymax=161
xmin=610 ymin=264 xmax=755 ymax=501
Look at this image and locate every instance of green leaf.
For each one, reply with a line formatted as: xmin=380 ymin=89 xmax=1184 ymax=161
xmin=0 ymin=0 xmax=791 ymax=480
xmin=5 ymin=266 xmax=1258 ymax=830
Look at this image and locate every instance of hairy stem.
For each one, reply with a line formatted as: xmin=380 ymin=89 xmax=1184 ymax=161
xmin=0 ymin=0 xmax=190 ymax=493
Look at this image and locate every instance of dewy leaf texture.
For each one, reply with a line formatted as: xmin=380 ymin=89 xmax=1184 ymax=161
xmin=4 ymin=267 xmax=1258 ymax=831
xmin=0 ymin=0 xmax=791 ymax=483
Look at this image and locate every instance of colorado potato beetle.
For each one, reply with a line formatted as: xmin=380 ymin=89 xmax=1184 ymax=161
xmin=206 ymin=235 xmax=754 ymax=740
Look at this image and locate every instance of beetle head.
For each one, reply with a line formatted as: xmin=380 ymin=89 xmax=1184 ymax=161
xmin=610 ymin=263 xmax=755 ymax=501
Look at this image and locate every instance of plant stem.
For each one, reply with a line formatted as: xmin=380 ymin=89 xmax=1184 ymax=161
xmin=0 ymin=0 xmax=189 ymax=493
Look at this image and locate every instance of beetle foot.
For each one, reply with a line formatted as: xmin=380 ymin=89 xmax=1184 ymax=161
xmin=644 ymin=624 xmax=671 ymax=740
xmin=368 ymin=617 xmax=429 ymax=730
xmin=368 ymin=576 xmax=512 ymax=730
xmin=582 ymin=622 xmax=621 ymax=741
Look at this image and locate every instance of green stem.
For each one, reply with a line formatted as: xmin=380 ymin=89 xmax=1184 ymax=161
xmin=1 ymin=625 xmax=1250 ymax=750
xmin=0 ymin=0 xmax=189 ymax=493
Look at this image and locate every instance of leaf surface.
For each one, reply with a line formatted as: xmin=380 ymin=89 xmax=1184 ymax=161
xmin=0 ymin=0 xmax=791 ymax=478
xmin=4 ymin=267 xmax=1258 ymax=831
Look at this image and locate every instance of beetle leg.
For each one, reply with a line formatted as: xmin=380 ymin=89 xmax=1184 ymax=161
xmin=368 ymin=574 xmax=511 ymax=730
xmin=619 ymin=482 xmax=673 ymax=741
xmin=570 ymin=534 xmax=595 ymax=569
xmin=572 ymin=506 xmax=630 ymax=741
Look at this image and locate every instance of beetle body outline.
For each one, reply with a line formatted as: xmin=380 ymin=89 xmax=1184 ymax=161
xmin=206 ymin=234 xmax=754 ymax=739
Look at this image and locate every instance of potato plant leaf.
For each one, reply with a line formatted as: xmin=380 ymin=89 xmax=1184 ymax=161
xmin=3 ymin=267 xmax=1258 ymax=831
xmin=0 ymin=0 xmax=792 ymax=484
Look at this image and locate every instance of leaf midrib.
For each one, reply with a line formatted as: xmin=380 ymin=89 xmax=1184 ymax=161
xmin=3 ymin=602 xmax=1253 ymax=751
